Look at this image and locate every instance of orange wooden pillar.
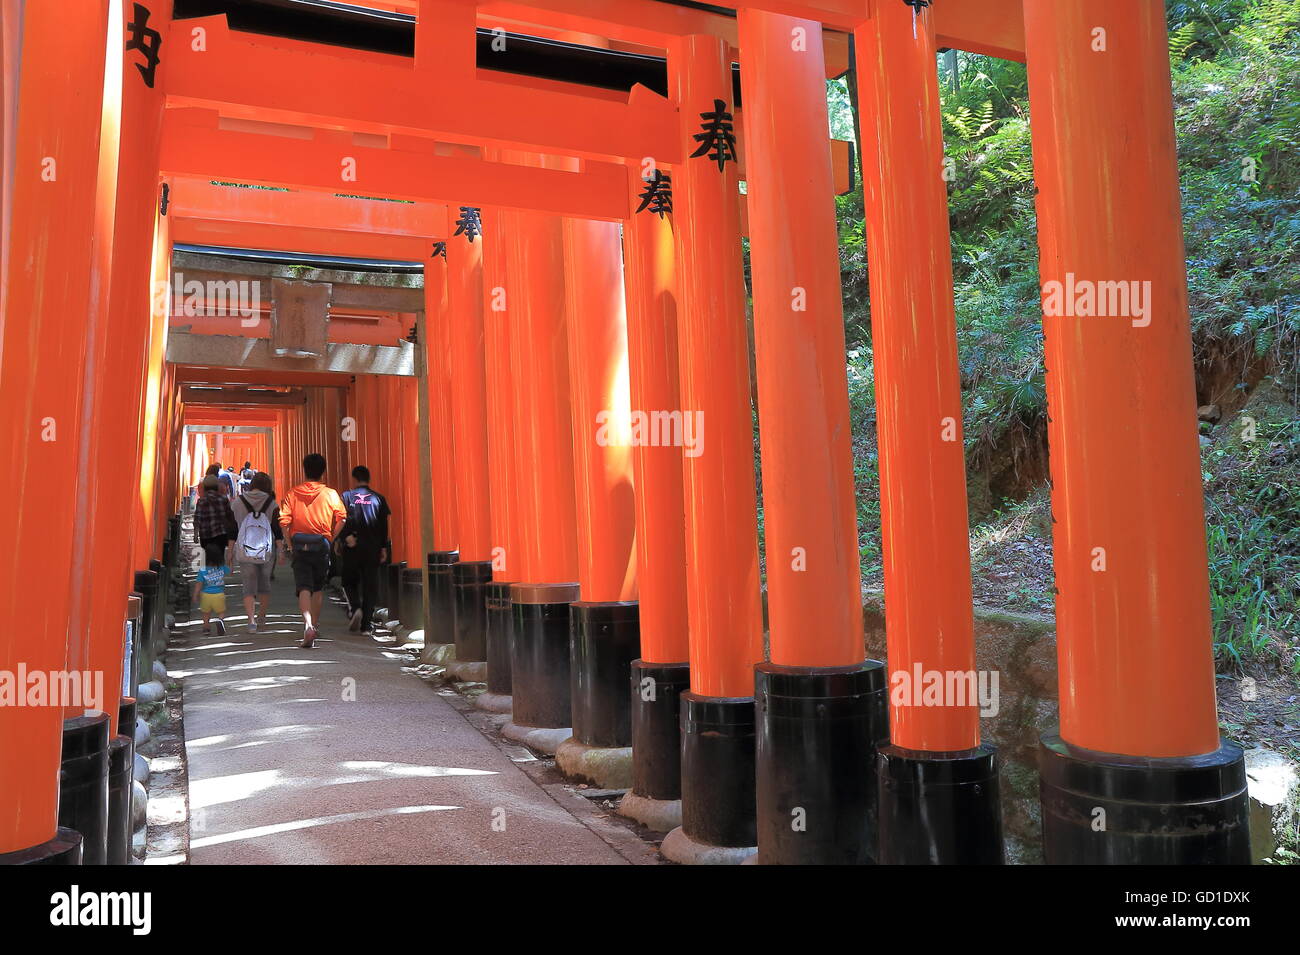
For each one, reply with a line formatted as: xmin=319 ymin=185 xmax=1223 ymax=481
xmin=501 ymin=174 xmax=582 ymax=735
xmin=661 ymin=34 xmax=765 ymax=860
xmin=391 ymin=377 xmax=411 ymax=563
xmin=281 ymin=408 xmax=296 ymax=493
xmin=0 ymin=0 xmax=117 ymax=866
xmin=292 ymin=405 xmax=305 ymax=486
xmin=68 ymin=0 xmax=137 ymax=869
xmin=737 ymin=8 xmax=890 ymax=866
xmin=399 ymin=378 xmax=424 ymax=568
xmin=67 ymin=0 xmax=125 ymax=776
xmin=396 ymin=376 xmax=424 ymax=625
xmin=377 ymin=377 xmax=403 ymax=559
xmin=324 ymin=387 xmax=344 ymax=481
xmin=561 ymin=213 xmax=640 ymax=759
xmin=852 ymin=0 xmax=1002 ymax=864
xmin=342 ymin=380 xmax=360 ymax=483
xmin=423 ymin=250 xmax=460 ymax=645
xmin=134 ymin=205 xmax=171 ymax=569
xmin=1024 ymin=0 xmax=1248 ymax=864
xmin=480 ymin=206 xmax=520 ymax=700
xmin=273 ymin=409 xmax=291 ymax=499
xmin=620 ymin=169 xmax=692 ymax=813
xmin=446 ymin=204 xmax=493 ymax=662
xmin=348 ymin=376 xmax=369 ymax=493
xmin=158 ymin=364 xmax=181 ymax=533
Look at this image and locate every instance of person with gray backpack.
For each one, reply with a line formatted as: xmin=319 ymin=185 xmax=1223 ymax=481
xmin=231 ymin=471 xmax=283 ymax=633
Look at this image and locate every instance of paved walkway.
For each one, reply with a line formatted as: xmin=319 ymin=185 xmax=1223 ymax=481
xmin=169 ymin=562 xmax=627 ymax=865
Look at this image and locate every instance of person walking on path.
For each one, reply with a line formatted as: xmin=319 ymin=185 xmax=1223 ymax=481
xmin=279 ymin=453 xmax=346 ymax=648
xmin=195 ymin=473 xmax=238 ymax=567
xmin=213 ymin=462 xmax=238 ymax=500
xmin=335 ymin=465 xmax=392 ymax=634
xmin=231 ymin=471 xmax=283 ymax=633
xmin=193 ymin=542 xmax=230 ymax=636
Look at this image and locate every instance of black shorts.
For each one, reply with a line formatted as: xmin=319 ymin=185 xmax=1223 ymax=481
xmin=199 ymin=534 xmax=229 ymax=554
xmin=292 ymin=549 xmax=329 ymax=594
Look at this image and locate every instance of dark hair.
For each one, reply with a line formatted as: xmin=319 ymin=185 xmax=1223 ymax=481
xmin=351 ymin=465 xmax=370 ymax=483
xmin=243 ymin=460 xmax=252 ymax=470
xmin=204 ymin=543 xmax=225 ymax=566
xmin=251 ymin=471 xmax=274 ymax=495
xmin=206 ymin=464 xmax=221 ymax=476
xmin=303 ymin=453 xmax=327 ymax=480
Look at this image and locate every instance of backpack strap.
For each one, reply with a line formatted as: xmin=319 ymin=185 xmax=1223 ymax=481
xmin=240 ymin=494 xmax=266 ymax=518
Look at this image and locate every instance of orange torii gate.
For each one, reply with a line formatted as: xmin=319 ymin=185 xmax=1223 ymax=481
xmin=0 ymin=0 xmax=1248 ymax=870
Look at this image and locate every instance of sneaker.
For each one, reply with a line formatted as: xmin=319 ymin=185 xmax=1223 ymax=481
xmin=348 ymin=608 xmax=362 ymax=632
xmin=248 ymin=621 xmax=258 ymax=634
xmin=214 ymin=619 xmax=226 ymax=636
xmin=300 ymin=625 xmax=317 ymax=649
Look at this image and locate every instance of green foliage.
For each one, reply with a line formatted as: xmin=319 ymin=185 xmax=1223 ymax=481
xmin=1177 ymin=1 xmax=1300 ymax=672
xmin=846 ymin=348 xmax=881 ymax=576
xmin=1174 ymin=0 xmax=1300 ymax=364
xmin=1203 ymin=396 xmax=1300 ymax=672
xmin=932 ymin=54 xmax=1047 ymax=458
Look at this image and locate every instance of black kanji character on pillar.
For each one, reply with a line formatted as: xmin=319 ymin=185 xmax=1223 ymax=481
xmin=126 ymin=3 xmax=163 ymax=89
xmin=635 ymin=170 xmax=673 ymax=218
xmin=902 ymin=0 xmax=932 ymax=10
xmin=431 ymin=241 xmax=447 ymax=259
xmin=690 ymin=99 xmax=737 ymax=172
xmin=406 ymin=322 xmax=419 ymax=344
xmin=453 ymin=206 xmax=483 ymax=242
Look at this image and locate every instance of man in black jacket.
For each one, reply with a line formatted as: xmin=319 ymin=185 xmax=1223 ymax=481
xmin=335 ymin=465 xmax=391 ymax=633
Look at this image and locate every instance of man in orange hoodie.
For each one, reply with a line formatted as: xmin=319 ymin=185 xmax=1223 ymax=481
xmin=279 ymin=453 xmax=346 ymax=648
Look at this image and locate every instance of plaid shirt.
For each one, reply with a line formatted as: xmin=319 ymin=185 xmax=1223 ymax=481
xmin=195 ymin=490 xmax=235 ymax=541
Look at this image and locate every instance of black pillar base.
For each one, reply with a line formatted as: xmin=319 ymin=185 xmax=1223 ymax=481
xmin=570 ymin=601 xmax=640 ymax=748
xmin=426 ymin=550 xmax=459 ymax=645
xmin=58 ymin=713 xmax=111 ymax=866
xmin=878 ymin=742 xmax=1004 ymax=864
xmin=107 ymin=734 xmax=133 ymax=866
xmin=126 ymin=594 xmax=143 ymax=699
xmin=0 ymin=828 xmax=82 ymax=865
xmin=485 ymin=581 xmax=515 ymax=696
xmin=755 ymin=660 xmax=889 ymax=865
xmin=510 ymin=583 xmax=579 ymax=729
xmin=386 ymin=560 xmax=407 ymax=622
xmin=681 ymin=693 xmax=756 ymax=848
xmin=401 ymin=567 xmax=425 ymax=630
xmin=452 ymin=561 xmax=493 ymax=662
xmin=374 ymin=555 xmax=390 ymax=610
xmin=118 ymin=697 xmax=137 ymax=740
xmin=630 ymin=659 xmax=689 ymax=801
xmin=109 ymin=695 xmax=137 ymax=866
xmin=148 ymin=558 xmax=165 ymax=647
xmin=133 ymin=569 xmax=157 ymax=685
xmin=1038 ymin=733 xmax=1251 ymax=864
xmin=162 ymin=515 xmax=180 ymax=574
